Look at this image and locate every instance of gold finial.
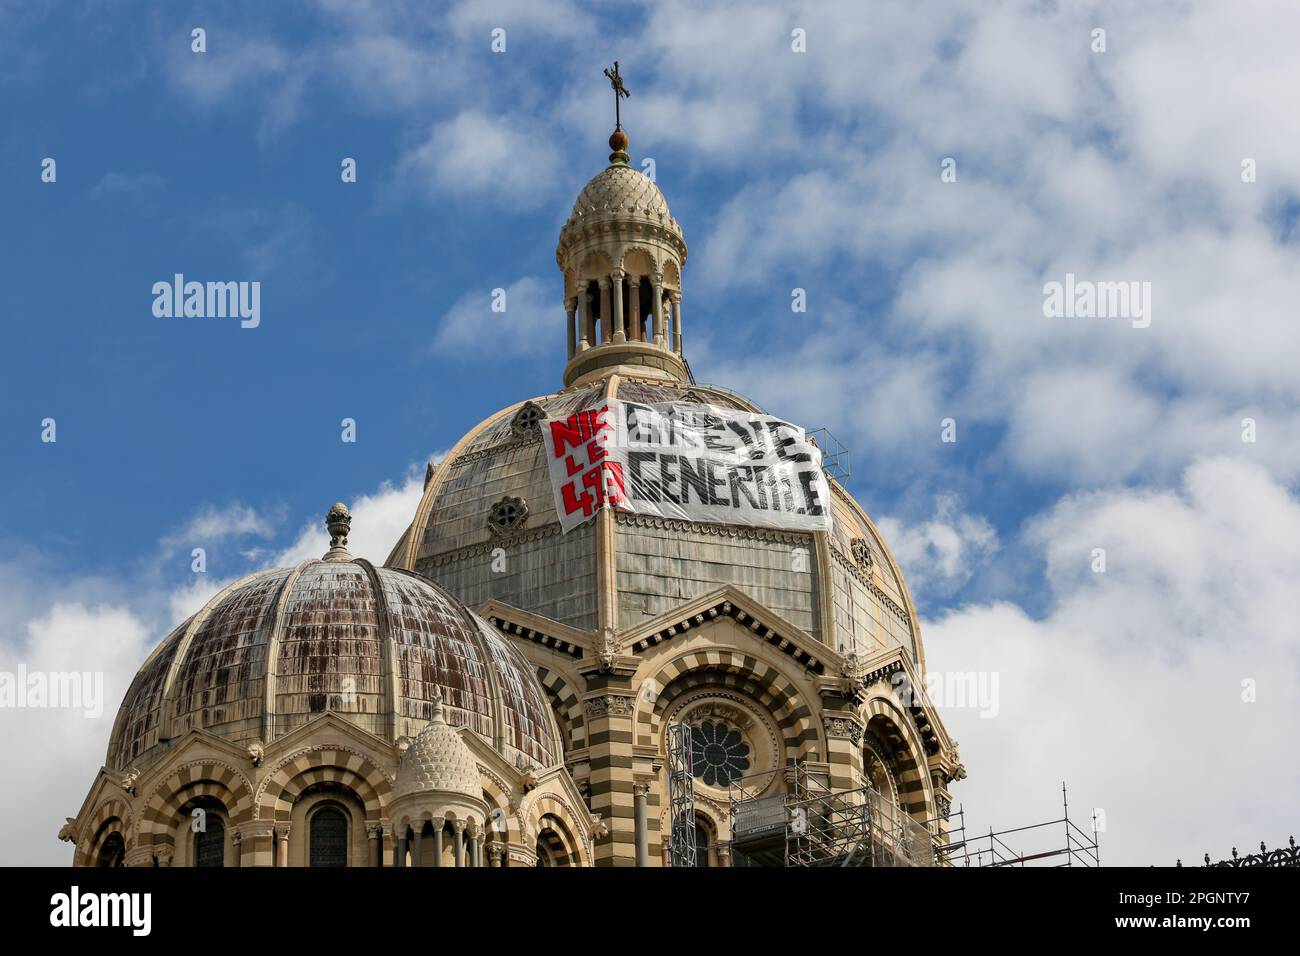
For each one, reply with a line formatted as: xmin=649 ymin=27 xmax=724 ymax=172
xmin=603 ymin=61 xmax=631 ymax=164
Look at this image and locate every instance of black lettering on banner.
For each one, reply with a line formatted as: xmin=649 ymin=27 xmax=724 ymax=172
xmin=725 ymin=419 xmax=763 ymax=459
xmin=627 ymin=450 xmax=662 ymax=502
xmin=658 ymin=454 xmax=681 ymax=504
xmin=765 ymin=420 xmax=812 ymax=463
xmin=704 ymin=458 xmax=727 ymax=504
xmin=798 ymin=469 xmax=825 ymax=515
xmin=623 ymin=402 xmax=657 ymax=444
xmin=728 ymin=466 xmax=760 ymax=508
xmin=678 ymin=455 xmax=714 ymax=505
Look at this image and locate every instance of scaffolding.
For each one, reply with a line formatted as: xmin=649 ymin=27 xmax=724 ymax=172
xmin=808 ymin=427 xmax=851 ymax=482
xmin=943 ymin=783 xmax=1101 ymax=867
xmin=666 ymin=723 xmax=697 ymax=867
xmin=726 ymin=765 xmax=1097 ymax=868
xmin=728 ymin=764 xmax=947 ymax=867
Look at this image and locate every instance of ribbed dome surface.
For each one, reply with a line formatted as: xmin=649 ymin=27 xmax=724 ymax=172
xmin=394 ymin=695 xmax=481 ymax=799
xmin=568 ymin=163 xmax=673 ymax=224
xmin=106 ymin=558 xmax=561 ymax=773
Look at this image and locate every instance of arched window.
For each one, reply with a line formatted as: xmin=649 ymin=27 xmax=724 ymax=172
xmin=97 ymin=831 xmax=125 ymax=868
xmin=694 ymin=816 xmax=713 ymax=867
xmin=309 ymin=806 xmax=348 ymax=868
xmin=193 ymin=815 xmax=225 ymax=867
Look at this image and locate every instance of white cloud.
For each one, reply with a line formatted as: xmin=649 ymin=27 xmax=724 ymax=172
xmin=160 ymin=502 xmax=275 ymax=554
xmin=432 ymin=277 xmax=556 ymax=358
xmin=925 ymin=457 xmax=1300 ymax=865
xmin=275 ymin=461 xmax=438 ymax=567
xmin=877 ymin=497 xmax=998 ymax=596
xmin=0 ymin=601 xmax=154 ymax=865
xmin=397 ymin=111 xmax=563 ymax=209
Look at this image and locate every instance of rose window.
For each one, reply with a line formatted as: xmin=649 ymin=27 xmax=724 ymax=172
xmin=487 ymin=495 xmax=529 ymax=535
xmin=690 ymin=720 xmax=751 ymax=788
xmin=511 ymin=402 xmax=545 ymax=439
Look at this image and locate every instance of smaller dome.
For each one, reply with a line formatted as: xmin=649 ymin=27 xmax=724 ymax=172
xmin=570 ymin=163 xmax=671 ymax=222
xmin=394 ymin=690 xmax=481 ymax=800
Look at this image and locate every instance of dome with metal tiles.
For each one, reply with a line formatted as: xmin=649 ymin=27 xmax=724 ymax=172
xmin=106 ymin=503 xmax=562 ymax=775
xmin=393 ymin=688 xmax=481 ymax=799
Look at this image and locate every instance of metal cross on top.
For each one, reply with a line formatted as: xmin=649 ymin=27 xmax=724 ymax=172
xmin=603 ymin=61 xmax=630 ymax=130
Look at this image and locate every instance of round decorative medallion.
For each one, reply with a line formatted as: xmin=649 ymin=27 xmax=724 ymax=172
xmin=850 ymin=537 xmax=874 ymax=573
xmin=510 ymin=402 xmax=545 ymax=439
xmin=487 ymin=495 xmax=529 ymax=535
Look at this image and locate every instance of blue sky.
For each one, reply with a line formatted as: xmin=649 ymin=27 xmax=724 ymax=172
xmin=3 ymin=0 xmax=1299 ymax=865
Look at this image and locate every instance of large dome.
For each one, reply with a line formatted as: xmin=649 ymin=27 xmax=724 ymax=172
xmin=106 ymin=533 xmax=562 ymax=775
xmin=390 ymin=376 xmax=924 ymax=667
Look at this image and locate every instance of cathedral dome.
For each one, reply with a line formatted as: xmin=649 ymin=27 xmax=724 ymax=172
xmin=106 ymin=505 xmax=562 ymax=776
xmin=567 ymin=163 xmax=676 ymax=230
xmin=394 ymin=690 xmax=481 ymax=799
xmin=390 ymin=377 xmax=925 ymax=668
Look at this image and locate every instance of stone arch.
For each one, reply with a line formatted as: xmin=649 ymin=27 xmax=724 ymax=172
xmin=536 ymin=665 xmax=584 ymax=755
xmin=256 ymin=747 xmax=391 ymax=823
xmin=577 ymin=251 xmax=613 ymax=281
xmin=859 ymin=695 xmax=935 ymax=821
xmin=619 ymin=247 xmax=656 ymax=278
xmin=662 ymin=258 xmax=681 ymax=293
xmin=138 ymin=759 xmax=254 ymax=851
xmin=77 ymin=797 xmax=132 ymax=866
xmin=637 ymin=648 xmax=824 ymax=764
xmin=478 ymin=766 xmax=520 ymax=844
xmin=522 ymin=792 xmax=588 ymax=867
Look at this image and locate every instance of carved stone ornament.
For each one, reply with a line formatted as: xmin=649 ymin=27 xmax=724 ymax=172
xmin=850 ymin=537 xmax=874 ymax=573
xmin=247 ymin=741 xmax=264 ymax=767
xmin=487 ymin=495 xmax=529 ymax=536
xmin=119 ymin=768 xmax=140 ymax=795
xmin=824 ymin=715 xmax=865 ymax=744
xmin=596 ymin=625 xmax=620 ymax=670
xmin=510 ymin=401 xmax=546 ymax=439
xmin=57 ymin=818 xmax=78 ymax=843
xmin=584 ymin=694 xmax=635 ymax=719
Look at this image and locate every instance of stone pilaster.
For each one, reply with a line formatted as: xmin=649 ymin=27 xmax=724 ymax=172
xmin=581 ymin=660 xmax=639 ymax=866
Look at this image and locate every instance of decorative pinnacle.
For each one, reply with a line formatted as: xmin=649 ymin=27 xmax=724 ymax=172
xmin=603 ymin=61 xmax=631 ymax=165
xmin=429 ymin=685 xmax=445 ymax=723
xmin=323 ymin=502 xmax=352 ymax=560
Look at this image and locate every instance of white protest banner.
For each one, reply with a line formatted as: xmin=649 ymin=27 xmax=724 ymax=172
xmin=543 ymin=398 xmax=833 ymax=534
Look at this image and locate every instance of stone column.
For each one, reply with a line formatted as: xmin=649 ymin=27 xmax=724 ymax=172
xmin=717 ymin=845 xmax=733 ymax=868
xmin=472 ymin=830 xmax=483 ymax=867
xmin=612 ymin=271 xmax=626 ymax=343
xmin=672 ymin=294 xmax=682 ymax=353
xmin=155 ymin=845 xmax=174 ymax=868
xmin=651 ymin=281 xmax=664 ymax=346
xmin=241 ymin=821 xmax=275 ymax=867
xmin=411 ymin=826 xmax=424 ymax=867
xmin=397 ymin=829 xmax=409 ymax=868
xmin=230 ymin=828 xmax=243 ymax=868
xmin=488 ymin=845 xmax=503 ymax=867
xmin=432 ymin=824 xmax=444 ymax=868
xmin=598 ymin=278 xmax=611 ymax=344
xmin=274 ymin=825 xmax=290 ymax=868
xmin=453 ymin=822 xmax=467 ymax=867
xmin=582 ymin=670 xmax=640 ymax=866
xmin=578 ymin=288 xmax=591 ymax=350
xmin=566 ymin=299 xmax=577 ymax=359
xmin=627 ymin=276 xmax=642 ymax=341
xmin=633 ymin=781 xmax=650 ymax=867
